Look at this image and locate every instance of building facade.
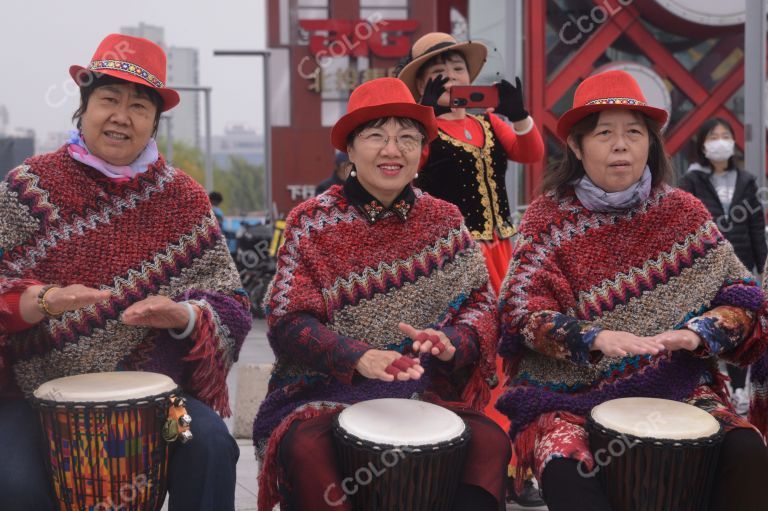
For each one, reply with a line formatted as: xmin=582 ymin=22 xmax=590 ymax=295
xmin=121 ymin=23 xmax=201 ymax=149
xmin=266 ymin=0 xmax=758 ymax=216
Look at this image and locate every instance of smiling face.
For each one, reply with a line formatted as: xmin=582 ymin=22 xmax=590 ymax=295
xmin=568 ymin=109 xmax=650 ymax=193
xmin=415 ymin=52 xmax=471 ymax=106
xmin=346 ymin=117 xmax=425 ymax=206
xmin=80 ymin=82 xmax=159 ymax=166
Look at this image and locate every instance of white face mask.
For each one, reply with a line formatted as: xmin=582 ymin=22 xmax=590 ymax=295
xmin=703 ymin=139 xmax=735 ymax=163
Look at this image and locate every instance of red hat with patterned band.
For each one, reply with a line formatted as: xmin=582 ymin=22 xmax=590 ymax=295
xmin=69 ymin=34 xmax=180 ymax=112
xmin=556 ymin=70 xmax=668 ymax=141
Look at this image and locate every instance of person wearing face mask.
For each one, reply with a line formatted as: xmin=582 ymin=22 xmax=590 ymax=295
xmin=679 ymin=119 xmax=767 ymax=415
xmin=679 ymin=118 xmax=767 ymax=275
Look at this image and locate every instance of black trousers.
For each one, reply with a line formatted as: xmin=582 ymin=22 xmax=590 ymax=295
xmin=541 ymin=428 xmax=768 ymax=511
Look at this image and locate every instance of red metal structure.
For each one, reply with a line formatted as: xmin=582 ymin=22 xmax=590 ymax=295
xmin=523 ymin=0 xmax=751 ymax=201
xmin=266 ymin=0 xmax=466 ymax=215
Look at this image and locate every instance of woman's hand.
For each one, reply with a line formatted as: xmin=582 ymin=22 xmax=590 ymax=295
xmin=20 ymin=284 xmax=112 ymax=323
xmin=398 ymin=322 xmax=456 ymax=362
xmin=121 ymin=295 xmax=197 ymax=330
xmin=591 ymin=330 xmax=665 ymax=357
xmin=493 ymin=77 xmax=529 ymax=122
xmin=647 ymin=329 xmax=702 ymax=352
xmin=355 ymin=349 xmax=424 ymax=382
xmin=420 ymin=74 xmax=451 ymax=116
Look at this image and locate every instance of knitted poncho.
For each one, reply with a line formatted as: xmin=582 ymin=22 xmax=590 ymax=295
xmin=253 ymin=179 xmax=498 ymax=510
xmin=0 ymin=147 xmax=252 ymax=415
xmin=496 ymin=185 xmax=768 ymax=443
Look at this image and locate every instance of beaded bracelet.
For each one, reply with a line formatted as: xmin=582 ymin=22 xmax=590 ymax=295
xmin=37 ymin=284 xmax=63 ymax=318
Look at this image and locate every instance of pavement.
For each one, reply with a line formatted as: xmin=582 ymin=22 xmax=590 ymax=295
xmin=165 ymin=319 xmax=547 ymax=510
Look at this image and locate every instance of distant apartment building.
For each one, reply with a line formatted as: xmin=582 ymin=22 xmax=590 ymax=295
xmin=121 ymin=23 xmax=201 ymax=148
xmin=0 ymin=131 xmax=35 ymax=177
xmin=38 ymin=131 xmax=71 ymax=155
xmin=212 ymin=123 xmax=264 ymax=170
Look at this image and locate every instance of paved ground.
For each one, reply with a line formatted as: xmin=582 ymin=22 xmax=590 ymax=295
xmin=167 ymin=319 xmax=547 ymax=510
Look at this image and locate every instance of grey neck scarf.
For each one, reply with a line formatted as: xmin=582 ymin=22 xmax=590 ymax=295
xmin=573 ymin=165 xmax=652 ymax=213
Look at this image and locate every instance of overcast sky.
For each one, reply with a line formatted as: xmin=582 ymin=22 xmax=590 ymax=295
xmin=0 ymin=0 xmax=267 ymax=140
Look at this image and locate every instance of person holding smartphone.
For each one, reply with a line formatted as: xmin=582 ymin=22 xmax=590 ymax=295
xmin=397 ymin=32 xmax=544 ymax=292
xmin=398 ymin=31 xmax=545 ymax=507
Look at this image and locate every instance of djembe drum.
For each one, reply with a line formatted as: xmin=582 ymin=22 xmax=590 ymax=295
xmin=586 ymin=397 xmax=724 ymax=511
xmin=332 ymin=398 xmax=471 ymax=511
xmin=32 ymin=372 xmax=188 ymax=511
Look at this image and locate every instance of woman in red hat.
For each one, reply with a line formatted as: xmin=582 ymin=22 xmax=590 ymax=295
xmin=0 ymin=34 xmax=251 ymax=510
xmin=253 ymin=77 xmax=509 ymax=511
xmin=496 ymin=69 xmax=768 ymax=510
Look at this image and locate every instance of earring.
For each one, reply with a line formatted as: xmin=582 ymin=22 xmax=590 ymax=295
xmin=414 ymin=172 xmax=419 ymax=179
xmin=349 ymin=163 xmax=357 ymax=177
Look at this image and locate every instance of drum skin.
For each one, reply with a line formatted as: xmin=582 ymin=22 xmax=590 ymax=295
xmin=332 ymin=399 xmax=471 ymax=511
xmin=586 ymin=399 xmax=724 ymax=511
xmin=32 ymin=372 xmax=178 ymax=511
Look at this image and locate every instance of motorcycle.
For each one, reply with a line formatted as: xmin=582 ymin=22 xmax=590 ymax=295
xmin=229 ymin=221 xmax=279 ymax=318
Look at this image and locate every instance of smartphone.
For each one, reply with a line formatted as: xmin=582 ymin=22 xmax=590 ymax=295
xmin=449 ymin=85 xmax=499 ymax=109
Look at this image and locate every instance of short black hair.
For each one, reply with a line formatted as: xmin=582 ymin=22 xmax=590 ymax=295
xmin=693 ymin=117 xmax=738 ymax=170
xmin=71 ymin=74 xmax=164 ymax=136
xmin=208 ymin=191 xmax=223 ymax=205
xmin=415 ymin=50 xmax=468 ymax=82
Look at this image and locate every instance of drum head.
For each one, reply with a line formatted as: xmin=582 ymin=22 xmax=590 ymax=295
xmin=33 ymin=371 xmax=178 ymax=403
xmin=338 ymin=398 xmax=465 ymax=446
xmin=591 ymin=397 xmax=720 ymax=440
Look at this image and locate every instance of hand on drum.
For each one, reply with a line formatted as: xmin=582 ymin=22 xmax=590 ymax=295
xmin=398 ymin=322 xmax=456 ymax=362
xmin=591 ymin=330 xmax=665 ymax=358
xmin=355 ymin=349 xmax=424 ymax=382
xmin=647 ymin=329 xmax=702 ymax=352
xmin=121 ymin=295 xmax=198 ymax=330
xmin=21 ymin=284 xmax=112 ymax=322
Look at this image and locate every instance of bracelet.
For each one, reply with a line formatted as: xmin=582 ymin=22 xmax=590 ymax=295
xmin=168 ymin=301 xmax=196 ymax=340
xmin=37 ymin=284 xmax=63 ymax=318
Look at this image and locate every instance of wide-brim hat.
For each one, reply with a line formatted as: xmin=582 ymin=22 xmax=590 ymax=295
xmin=69 ymin=33 xmax=180 ymax=112
xmin=397 ymin=32 xmax=487 ymax=101
xmin=556 ymin=70 xmax=668 ymax=141
xmin=331 ymin=77 xmax=438 ymax=152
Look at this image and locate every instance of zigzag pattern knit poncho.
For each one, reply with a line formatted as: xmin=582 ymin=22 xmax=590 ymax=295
xmin=0 ymin=147 xmax=252 ymax=415
xmin=252 ymin=182 xmax=498 ymax=510
xmin=496 ymin=185 xmax=768 ymax=451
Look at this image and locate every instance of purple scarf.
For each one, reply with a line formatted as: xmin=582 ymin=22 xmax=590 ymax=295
xmin=67 ymin=130 xmax=159 ymax=182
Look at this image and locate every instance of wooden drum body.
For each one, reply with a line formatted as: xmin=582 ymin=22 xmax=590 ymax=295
xmin=333 ymin=398 xmax=470 ymax=511
xmin=587 ymin=397 xmax=723 ymax=511
xmin=32 ymin=372 xmax=179 ymax=511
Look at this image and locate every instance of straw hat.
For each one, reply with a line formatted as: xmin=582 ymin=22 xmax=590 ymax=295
xmin=397 ymin=32 xmax=487 ymax=101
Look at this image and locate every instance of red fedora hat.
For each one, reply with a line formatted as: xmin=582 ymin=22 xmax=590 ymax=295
xmin=69 ymin=34 xmax=180 ymax=112
xmin=331 ymin=77 xmax=438 ymax=152
xmin=556 ymin=70 xmax=668 ymax=141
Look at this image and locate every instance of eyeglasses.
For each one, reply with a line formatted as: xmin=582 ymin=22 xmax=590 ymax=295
xmin=356 ymin=130 xmax=425 ymax=153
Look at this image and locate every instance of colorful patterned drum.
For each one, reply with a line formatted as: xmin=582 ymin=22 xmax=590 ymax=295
xmin=33 ymin=372 xmax=179 ymax=511
xmin=333 ymin=398 xmax=470 ymax=511
xmin=587 ymin=397 xmax=723 ymax=511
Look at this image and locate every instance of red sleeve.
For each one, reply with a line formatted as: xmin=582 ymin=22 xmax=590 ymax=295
xmin=488 ymin=113 xmax=545 ymax=164
xmin=2 ymin=290 xmax=35 ymax=334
